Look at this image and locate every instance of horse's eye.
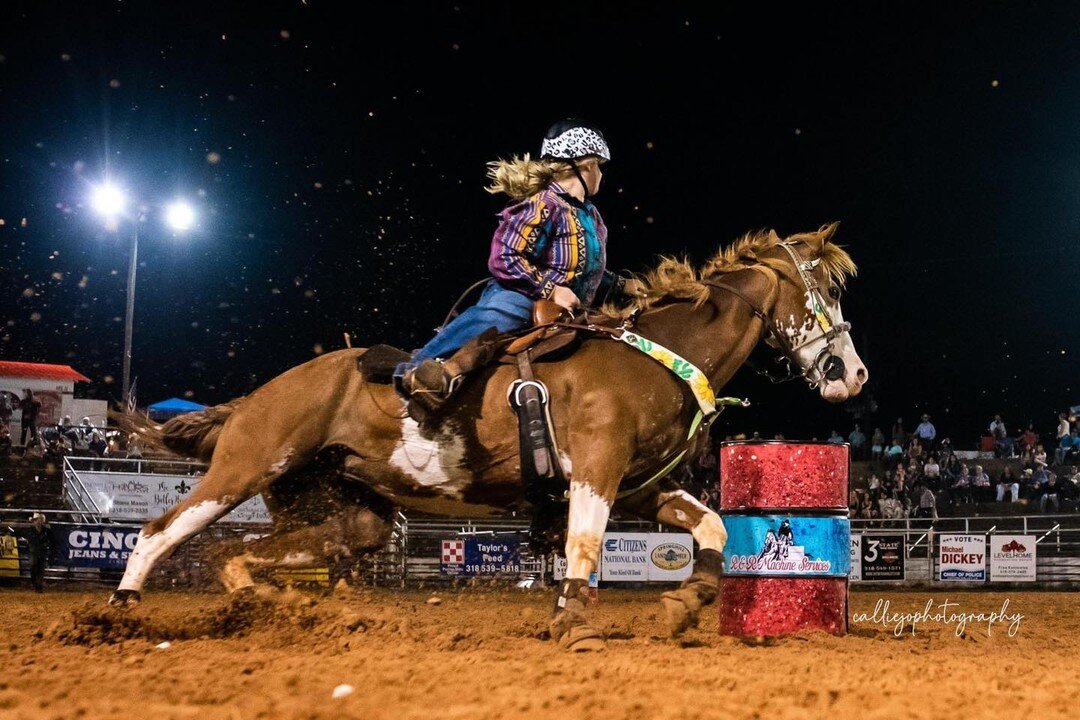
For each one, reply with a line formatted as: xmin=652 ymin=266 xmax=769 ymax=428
xmin=827 ymin=286 xmax=841 ymax=300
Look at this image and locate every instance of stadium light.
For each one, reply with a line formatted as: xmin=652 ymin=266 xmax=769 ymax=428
xmin=90 ymin=183 xmax=127 ymax=218
xmin=165 ymin=200 xmax=196 ymax=232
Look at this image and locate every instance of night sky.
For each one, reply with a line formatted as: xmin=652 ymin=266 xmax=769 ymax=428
xmin=1 ymin=2 xmax=1077 ymax=445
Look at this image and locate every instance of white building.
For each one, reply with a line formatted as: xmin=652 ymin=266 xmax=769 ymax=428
xmin=0 ymin=361 xmax=106 ymax=444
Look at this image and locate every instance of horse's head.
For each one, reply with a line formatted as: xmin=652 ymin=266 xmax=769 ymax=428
xmin=756 ymin=223 xmax=868 ymax=402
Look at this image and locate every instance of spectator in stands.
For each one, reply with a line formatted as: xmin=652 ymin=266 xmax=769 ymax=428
xmin=1020 ymin=468 xmax=1039 ymax=501
xmin=1032 ymin=460 xmax=1052 ymax=495
xmin=871 ymin=428 xmax=885 ymax=460
xmin=1019 ymin=423 xmax=1039 ymax=456
xmin=1060 ymin=468 xmax=1079 ymax=510
xmin=1033 ymin=443 xmax=1047 ymax=468
xmin=58 ymin=415 xmax=77 ymax=451
xmin=1039 ymin=474 xmax=1061 ymax=513
xmin=915 ymin=482 xmax=936 ymax=518
xmin=923 ymin=454 xmax=941 ymax=485
xmin=0 ymin=391 xmax=13 ymax=436
xmin=949 ymin=464 xmax=972 ymax=505
xmin=26 ymin=512 xmax=50 ymax=593
xmin=906 ymin=437 xmax=924 ymax=464
xmin=1057 ymin=412 xmax=1071 ymax=445
xmin=938 ymin=436 xmax=955 ymax=462
xmin=693 ymin=436 xmax=717 ymax=493
xmin=18 ymin=390 xmax=41 ymax=451
xmin=0 ymin=421 xmax=10 ymax=457
xmin=885 ymin=439 xmax=903 ymax=466
xmin=914 ymin=413 xmax=937 ymax=450
xmin=971 ymin=464 xmax=992 ymax=502
xmin=990 ymin=414 xmax=1014 ymax=458
xmin=996 ymin=466 xmax=1020 ymax=503
xmin=828 ymin=429 xmax=844 ymax=445
xmin=892 ymin=417 xmax=905 ymax=445
xmin=1055 ymin=431 xmax=1075 ymax=466
xmin=848 ymin=424 xmax=867 ymax=458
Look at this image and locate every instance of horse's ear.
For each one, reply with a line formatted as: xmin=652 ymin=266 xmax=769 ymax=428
xmin=817 ymin=221 xmax=840 ymax=245
xmin=767 ymin=229 xmax=782 ymax=244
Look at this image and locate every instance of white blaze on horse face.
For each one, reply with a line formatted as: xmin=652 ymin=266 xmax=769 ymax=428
xmin=389 ymin=418 xmax=472 ymax=499
xmin=565 ymin=481 xmax=611 ymax=579
xmin=118 ymin=500 xmax=229 ymax=592
xmin=827 ymin=301 xmax=867 ymax=395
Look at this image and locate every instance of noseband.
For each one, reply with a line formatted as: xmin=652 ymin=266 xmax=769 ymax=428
xmin=705 ymin=242 xmax=851 ymax=387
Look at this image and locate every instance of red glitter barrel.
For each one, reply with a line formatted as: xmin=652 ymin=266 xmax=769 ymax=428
xmin=718 ymin=441 xmax=849 ymax=637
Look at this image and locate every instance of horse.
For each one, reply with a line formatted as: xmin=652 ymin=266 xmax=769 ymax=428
xmin=108 ymin=222 xmax=867 ymax=651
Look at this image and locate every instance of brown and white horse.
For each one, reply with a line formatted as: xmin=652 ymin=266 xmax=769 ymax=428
xmin=109 ymin=223 xmax=867 ymax=650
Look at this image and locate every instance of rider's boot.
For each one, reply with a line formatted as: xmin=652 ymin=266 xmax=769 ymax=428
xmin=399 ymin=359 xmax=463 ymax=421
xmin=397 ymin=328 xmax=505 ymax=421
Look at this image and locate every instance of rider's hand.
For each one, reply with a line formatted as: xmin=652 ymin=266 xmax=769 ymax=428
xmin=550 ymin=285 xmax=581 ymax=312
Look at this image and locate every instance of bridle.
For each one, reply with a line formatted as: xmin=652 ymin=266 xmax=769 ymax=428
xmin=704 ymin=241 xmax=852 ymax=388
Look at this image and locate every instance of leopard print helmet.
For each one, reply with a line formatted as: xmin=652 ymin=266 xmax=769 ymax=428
xmin=540 ymin=119 xmax=610 ymax=162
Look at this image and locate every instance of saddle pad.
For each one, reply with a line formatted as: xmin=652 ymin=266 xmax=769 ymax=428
xmin=357 ymin=344 xmax=412 ymax=384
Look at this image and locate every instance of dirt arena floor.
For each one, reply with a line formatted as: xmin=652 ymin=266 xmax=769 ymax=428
xmin=0 ymin=585 xmax=1076 ymax=720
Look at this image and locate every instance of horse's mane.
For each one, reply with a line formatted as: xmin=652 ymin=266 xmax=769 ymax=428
xmin=599 ymin=222 xmax=857 ymax=320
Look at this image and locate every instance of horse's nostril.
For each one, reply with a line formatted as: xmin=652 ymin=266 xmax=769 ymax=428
xmin=856 ymin=367 xmax=868 ymax=383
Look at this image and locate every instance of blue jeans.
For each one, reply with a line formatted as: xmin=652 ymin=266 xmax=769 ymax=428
xmin=395 ymin=280 xmax=534 ymax=378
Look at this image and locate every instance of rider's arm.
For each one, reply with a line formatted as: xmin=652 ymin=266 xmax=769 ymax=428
xmin=594 ymin=270 xmax=629 ymax=307
xmin=488 ymin=195 xmax=574 ymax=300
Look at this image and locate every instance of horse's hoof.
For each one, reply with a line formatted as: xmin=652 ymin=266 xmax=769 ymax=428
xmin=108 ymin=589 xmax=141 ymax=608
xmin=661 ymin=589 xmax=702 ymax=638
xmin=557 ymin=624 xmax=606 ymax=652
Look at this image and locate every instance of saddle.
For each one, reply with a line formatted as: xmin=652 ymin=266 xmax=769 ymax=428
xmin=355 ymin=300 xmax=601 ymax=552
xmin=355 ymin=299 xmax=586 ymax=384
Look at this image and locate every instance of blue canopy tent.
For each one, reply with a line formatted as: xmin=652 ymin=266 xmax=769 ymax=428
xmin=147 ymin=397 xmax=207 ymax=421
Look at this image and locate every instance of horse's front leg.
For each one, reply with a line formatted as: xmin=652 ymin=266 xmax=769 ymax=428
xmin=550 ymin=479 xmax=614 ymax=651
xmin=650 ymin=488 xmax=727 ymax=637
xmin=550 ymin=400 xmax=630 ymax=652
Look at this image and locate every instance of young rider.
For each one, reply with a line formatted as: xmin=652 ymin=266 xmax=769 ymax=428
xmin=396 ymin=119 xmax=638 ymax=409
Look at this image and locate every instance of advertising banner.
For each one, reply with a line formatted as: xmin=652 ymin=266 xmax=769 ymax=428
xmin=646 ymin=533 xmax=694 ymax=581
xmin=552 ymin=554 xmax=567 ymax=581
xmin=988 ymin=535 xmax=1036 ymax=582
xmin=53 ymin=524 xmax=142 ymax=570
xmin=77 ymin=471 xmax=271 ymax=524
xmin=849 ymin=533 xmax=862 ymax=581
xmin=440 ymin=538 xmax=520 ymax=576
xmin=553 ymin=532 xmax=693 ymax=582
xmin=860 ymin=535 xmax=905 ymax=581
xmin=938 ymin=534 xmax=986 ymax=581
xmin=600 ymin=532 xmax=649 ymax=581
xmin=723 ymin=515 xmax=850 ymax=577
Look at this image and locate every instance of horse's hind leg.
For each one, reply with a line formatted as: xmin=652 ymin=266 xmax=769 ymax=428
xmin=219 ymin=504 xmax=392 ymax=593
xmin=109 ymin=455 xmax=296 ymax=607
xmin=622 ymin=485 xmax=727 ymax=638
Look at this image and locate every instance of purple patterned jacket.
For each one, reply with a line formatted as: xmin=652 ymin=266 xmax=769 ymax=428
xmin=487 ymin=182 xmax=620 ymax=306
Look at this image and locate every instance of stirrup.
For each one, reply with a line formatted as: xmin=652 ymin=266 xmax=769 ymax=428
xmin=401 ymin=361 xmax=464 ymax=420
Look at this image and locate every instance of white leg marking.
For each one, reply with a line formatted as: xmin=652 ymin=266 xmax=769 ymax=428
xmin=565 ymin=481 xmax=611 ymax=579
xmin=662 ymin=490 xmax=728 ymax=552
xmin=118 ymin=500 xmax=229 ymax=592
xmin=222 ymin=550 xmax=317 ymax=592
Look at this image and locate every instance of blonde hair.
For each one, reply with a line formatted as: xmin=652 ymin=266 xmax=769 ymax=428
xmin=485 ymin=154 xmax=575 ymax=200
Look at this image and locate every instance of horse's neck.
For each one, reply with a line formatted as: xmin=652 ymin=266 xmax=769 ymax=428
xmin=633 ymin=270 xmax=775 ymax=392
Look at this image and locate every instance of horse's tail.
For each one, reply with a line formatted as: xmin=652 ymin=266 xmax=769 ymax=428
xmin=110 ymin=400 xmax=242 ymax=462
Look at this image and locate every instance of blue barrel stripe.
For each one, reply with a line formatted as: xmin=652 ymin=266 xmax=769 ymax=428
xmin=721 ymin=515 xmax=851 ymax=577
